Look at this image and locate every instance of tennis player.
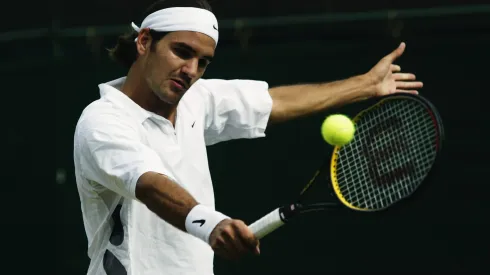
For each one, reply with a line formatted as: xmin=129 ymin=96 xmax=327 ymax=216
xmin=73 ymin=0 xmax=423 ymax=274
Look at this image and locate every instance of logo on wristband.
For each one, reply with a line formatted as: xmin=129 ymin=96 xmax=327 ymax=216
xmin=192 ymin=219 xmax=206 ymax=227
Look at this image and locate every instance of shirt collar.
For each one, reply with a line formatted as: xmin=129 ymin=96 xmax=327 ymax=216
xmin=98 ymin=77 xmax=151 ymax=124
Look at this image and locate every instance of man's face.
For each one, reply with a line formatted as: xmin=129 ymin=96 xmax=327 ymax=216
xmin=137 ymin=30 xmax=216 ymax=105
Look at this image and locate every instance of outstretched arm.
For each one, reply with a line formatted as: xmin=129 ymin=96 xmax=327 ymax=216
xmin=268 ymin=74 xmax=372 ymax=124
xmin=267 ymin=42 xmax=423 ymax=124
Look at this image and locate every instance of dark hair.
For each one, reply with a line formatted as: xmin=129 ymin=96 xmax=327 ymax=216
xmin=108 ymin=0 xmax=213 ymax=69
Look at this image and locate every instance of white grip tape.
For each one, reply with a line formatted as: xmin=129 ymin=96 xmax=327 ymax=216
xmin=249 ymin=208 xmax=284 ymax=239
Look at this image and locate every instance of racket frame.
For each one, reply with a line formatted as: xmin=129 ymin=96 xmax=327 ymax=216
xmin=249 ymin=94 xmax=445 ymax=239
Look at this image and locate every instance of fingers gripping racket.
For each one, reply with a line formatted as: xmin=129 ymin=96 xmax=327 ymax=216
xmin=249 ymin=94 xmax=445 ymax=239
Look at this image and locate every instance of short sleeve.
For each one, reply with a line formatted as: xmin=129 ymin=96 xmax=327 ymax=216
xmin=74 ymin=112 xmax=168 ymax=200
xmin=197 ymin=79 xmax=273 ymax=145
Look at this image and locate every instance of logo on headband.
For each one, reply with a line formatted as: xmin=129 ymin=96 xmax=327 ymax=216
xmin=213 ymin=24 xmax=218 ymax=31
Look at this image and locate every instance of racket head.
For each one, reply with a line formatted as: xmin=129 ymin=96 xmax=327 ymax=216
xmin=330 ymin=94 xmax=444 ymax=211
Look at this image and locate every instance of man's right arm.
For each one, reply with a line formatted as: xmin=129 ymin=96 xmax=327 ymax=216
xmin=135 ymin=171 xmax=198 ymax=232
xmin=135 ymin=172 xmax=260 ymax=259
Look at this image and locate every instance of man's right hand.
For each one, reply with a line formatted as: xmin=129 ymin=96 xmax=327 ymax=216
xmin=209 ymin=219 xmax=260 ymax=260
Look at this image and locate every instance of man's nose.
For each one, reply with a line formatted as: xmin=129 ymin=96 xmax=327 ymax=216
xmin=181 ymin=58 xmax=199 ymax=79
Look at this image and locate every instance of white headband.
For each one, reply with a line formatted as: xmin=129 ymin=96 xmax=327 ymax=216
xmin=131 ymin=7 xmax=219 ymax=46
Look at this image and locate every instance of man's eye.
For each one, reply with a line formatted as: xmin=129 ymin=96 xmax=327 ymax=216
xmin=198 ymin=59 xmax=209 ymax=68
xmin=174 ymin=48 xmax=192 ymax=59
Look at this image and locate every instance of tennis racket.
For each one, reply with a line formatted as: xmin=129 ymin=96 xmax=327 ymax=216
xmin=249 ymin=93 xmax=445 ymax=239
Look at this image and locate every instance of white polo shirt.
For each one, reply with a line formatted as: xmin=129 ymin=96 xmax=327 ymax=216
xmin=73 ymin=77 xmax=273 ymax=275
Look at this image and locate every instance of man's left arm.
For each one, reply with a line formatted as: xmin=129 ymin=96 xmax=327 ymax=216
xmin=267 ymin=42 xmax=423 ymax=124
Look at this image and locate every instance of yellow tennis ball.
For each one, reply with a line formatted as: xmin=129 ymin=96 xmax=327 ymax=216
xmin=321 ymin=114 xmax=355 ymax=146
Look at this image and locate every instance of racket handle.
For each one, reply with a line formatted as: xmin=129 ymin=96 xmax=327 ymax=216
xmin=249 ymin=208 xmax=285 ymax=239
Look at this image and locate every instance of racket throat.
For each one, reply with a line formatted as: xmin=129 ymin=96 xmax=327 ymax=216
xmin=278 ymin=203 xmax=303 ymax=222
xmin=283 ymin=201 xmax=343 ymax=219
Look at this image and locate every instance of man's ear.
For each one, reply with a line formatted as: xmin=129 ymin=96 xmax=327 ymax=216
xmin=136 ymin=28 xmax=152 ymax=55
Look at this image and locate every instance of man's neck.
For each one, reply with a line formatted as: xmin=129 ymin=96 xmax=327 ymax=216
xmin=121 ymin=66 xmax=178 ymax=125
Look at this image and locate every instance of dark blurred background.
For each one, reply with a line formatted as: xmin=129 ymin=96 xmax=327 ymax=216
xmin=2 ymin=0 xmax=489 ymax=274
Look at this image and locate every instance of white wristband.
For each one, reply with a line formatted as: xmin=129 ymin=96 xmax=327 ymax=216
xmin=185 ymin=204 xmax=229 ymax=244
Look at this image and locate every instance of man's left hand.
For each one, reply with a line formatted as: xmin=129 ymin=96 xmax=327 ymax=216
xmin=367 ymin=42 xmax=424 ymax=97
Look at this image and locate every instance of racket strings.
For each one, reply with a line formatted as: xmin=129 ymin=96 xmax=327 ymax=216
xmin=333 ymin=99 xmax=439 ymax=210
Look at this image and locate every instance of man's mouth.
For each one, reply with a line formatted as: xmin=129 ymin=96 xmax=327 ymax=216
xmin=170 ymin=79 xmax=188 ymax=90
